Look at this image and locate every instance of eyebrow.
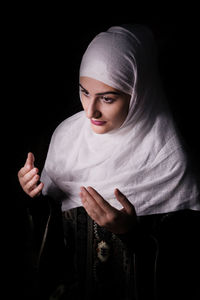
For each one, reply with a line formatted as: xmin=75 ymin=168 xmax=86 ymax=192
xmin=79 ymin=84 xmax=121 ymax=96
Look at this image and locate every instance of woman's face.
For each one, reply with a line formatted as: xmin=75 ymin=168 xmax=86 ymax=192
xmin=80 ymin=77 xmax=131 ymax=134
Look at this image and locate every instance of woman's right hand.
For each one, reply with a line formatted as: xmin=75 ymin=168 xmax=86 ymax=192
xmin=18 ymin=152 xmax=44 ymax=198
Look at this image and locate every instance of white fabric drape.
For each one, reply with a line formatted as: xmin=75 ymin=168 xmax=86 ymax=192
xmin=41 ymin=25 xmax=200 ymax=215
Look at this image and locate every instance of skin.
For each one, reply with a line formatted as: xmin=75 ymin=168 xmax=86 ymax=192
xmin=79 ymin=77 xmax=131 ymax=134
xmin=18 ymin=77 xmax=136 ymax=234
xmin=79 ymin=186 xmax=136 ymax=234
xmin=18 ymin=152 xmax=44 ymax=198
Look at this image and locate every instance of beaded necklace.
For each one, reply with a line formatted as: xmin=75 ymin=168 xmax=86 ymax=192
xmin=93 ymin=222 xmax=116 ymax=263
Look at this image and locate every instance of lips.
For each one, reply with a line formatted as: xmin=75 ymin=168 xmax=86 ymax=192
xmin=91 ymin=119 xmax=107 ymax=126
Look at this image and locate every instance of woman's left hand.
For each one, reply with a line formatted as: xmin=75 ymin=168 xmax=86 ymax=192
xmin=80 ymin=186 xmax=137 ymax=234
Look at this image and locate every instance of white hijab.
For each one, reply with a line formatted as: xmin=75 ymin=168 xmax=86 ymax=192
xmin=41 ymin=25 xmax=200 ymax=215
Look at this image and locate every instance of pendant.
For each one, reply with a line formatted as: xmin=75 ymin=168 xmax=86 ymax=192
xmin=97 ymin=240 xmax=110 ymax=262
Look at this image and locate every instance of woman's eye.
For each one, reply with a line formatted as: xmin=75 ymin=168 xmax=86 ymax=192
xmin=81 ymin=89 xmax=89 ymax=97
xmin=101 ymin=96 xmax=115 ymax=103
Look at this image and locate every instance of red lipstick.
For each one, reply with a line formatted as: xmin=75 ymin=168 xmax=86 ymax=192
xmin=91 ymin=119 xmax=107 ymax=126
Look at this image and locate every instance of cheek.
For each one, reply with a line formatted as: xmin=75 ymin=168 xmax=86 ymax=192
xmin=80 ymin=98 xmax=87 ymax=111
xmin=112 ymin=104 xmax=129 ymax=126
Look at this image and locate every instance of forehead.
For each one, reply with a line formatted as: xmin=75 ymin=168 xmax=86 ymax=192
xmin=79 ymin=76 xmax=122 ymax=94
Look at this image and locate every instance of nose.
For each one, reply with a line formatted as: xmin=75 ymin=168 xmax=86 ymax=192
xmin=86 ymin=99 xmax=101 ymax=119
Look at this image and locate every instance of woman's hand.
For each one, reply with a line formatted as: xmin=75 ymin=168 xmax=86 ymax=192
xmin=18 ymin=152 xmax=44 ymax=198
xmin=80 ymin=186 xmax=137 ymax=234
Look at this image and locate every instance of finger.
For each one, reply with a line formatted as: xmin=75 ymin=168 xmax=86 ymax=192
xmin=26 ymin=152 xmax=35 ymax=169
xmin=29 ymin=182 xmax=44 ymax=198
xmin=25 ymin=173 xmax=40 ymax=192
xmin=80 ymin=187 xmax=102 ymax=211
xmin=80 ymin=187 xmax=105 ymax=221
xmin=18 ymin=153 xmax=36 ymax=178
xmin=114 ymin=188 xmax=136 ymax=215
xmin=20 ymin=167 xmax=39 ymax=184
xmin=86 ymin=186 xmax=114 ymax=213
xmin=18 ymin=166 xmax=28 ymax=178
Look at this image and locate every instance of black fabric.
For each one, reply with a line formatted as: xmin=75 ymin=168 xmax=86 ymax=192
xmin=25 ymin=196 xmax=200 ymax=300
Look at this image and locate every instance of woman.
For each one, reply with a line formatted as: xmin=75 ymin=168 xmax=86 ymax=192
xmin=18 ymin=25 xmax=200 ymax=300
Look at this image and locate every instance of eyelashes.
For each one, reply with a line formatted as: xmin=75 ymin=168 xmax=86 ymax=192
xmin=100 ymin=96 xmax=115 ymax=104
xmin=80 ymin=89 xmax=116 ymax=104
xmin=80 ymin=89 xmax=89 ymax=96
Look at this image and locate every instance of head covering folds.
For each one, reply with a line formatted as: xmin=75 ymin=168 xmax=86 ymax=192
xmin=41 ymin=25 xmax=200 ymax=215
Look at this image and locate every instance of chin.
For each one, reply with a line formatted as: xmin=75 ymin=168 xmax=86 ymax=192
xmin=91 ymin=124 xmax=110 ymax=134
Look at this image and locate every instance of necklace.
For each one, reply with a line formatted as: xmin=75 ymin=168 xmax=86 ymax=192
xmin=93 ymin=222 xmax=116 ymax=263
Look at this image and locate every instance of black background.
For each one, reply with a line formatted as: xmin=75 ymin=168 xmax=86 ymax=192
xmin=7 ymin=11 xmax=199 ymax=175
xmin=4 ymin=3 xmax=200 ymax=298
